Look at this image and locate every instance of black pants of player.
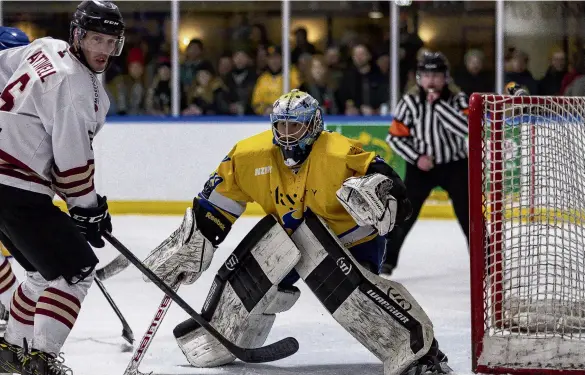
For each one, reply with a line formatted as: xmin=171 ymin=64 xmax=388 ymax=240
xmin=384 ymin=158 xmax=470 ymax=270
xmin=0 ymin=184 xmax=98 ymax=283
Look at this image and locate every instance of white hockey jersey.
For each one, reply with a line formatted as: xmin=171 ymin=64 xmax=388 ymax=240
xmin=0 ymin=37 xmax=110 ymax=209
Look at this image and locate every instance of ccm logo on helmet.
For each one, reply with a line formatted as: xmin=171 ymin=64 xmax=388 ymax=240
xmin=103 ymin=20 xmax=119 ymax=25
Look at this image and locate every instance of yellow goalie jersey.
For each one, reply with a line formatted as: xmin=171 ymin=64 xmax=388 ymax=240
xmin=199 ymin=130 xmax=378 ymax=248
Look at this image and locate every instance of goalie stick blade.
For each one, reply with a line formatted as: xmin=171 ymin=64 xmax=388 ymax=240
xmin=103 ymin=232 xmax=299 ymax=364
xmin=235 ymin=337 xmax=299 ymax=364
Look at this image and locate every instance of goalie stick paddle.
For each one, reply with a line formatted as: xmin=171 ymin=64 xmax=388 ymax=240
xmin=95 ymin=277 xmax=135 ymax=345
xmin=103 ymin=232 xmax=299 ymax=364
xmin=124 ymin=277 xmax=182 ymax=375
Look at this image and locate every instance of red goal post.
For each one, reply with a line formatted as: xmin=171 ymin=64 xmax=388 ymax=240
xmin=468 ymin=93 xmax=585 ymax=375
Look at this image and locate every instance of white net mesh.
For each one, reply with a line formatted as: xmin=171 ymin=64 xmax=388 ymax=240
xmin=478 ymin=95 xmax=585 ymax=371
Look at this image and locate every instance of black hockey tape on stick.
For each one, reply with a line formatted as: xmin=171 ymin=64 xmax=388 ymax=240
xmin=95 ymin=277 xmax=134 ymax=345
xmin=103 ymin=231 xmax=299 ymax=364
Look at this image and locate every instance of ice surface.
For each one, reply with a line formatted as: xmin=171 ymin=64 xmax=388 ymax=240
xmin=8 ymin=217 xmax=471 ymax=375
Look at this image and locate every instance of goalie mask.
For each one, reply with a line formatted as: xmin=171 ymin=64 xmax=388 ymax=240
xmin=270 ymin=90 xmax=324 ymax=168
xmin=69 ymin=0 xmax=125 ymax=74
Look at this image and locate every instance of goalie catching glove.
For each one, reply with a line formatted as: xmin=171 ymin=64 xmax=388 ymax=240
xmin=336 ymin=173 xmax=398 ymax=236
xmin=143 ymin=199 xmax=230 ymax=285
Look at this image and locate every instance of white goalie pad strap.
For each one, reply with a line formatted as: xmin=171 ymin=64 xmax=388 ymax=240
xmin=176 ymin=215 xmax=301 ymax=368
xmin=143 ymin=207 xmax=215 ymax=285
xmin=291 ymin=211 xmax=434 ymax=375
xmin=336 ymin=174 xmax=397 ymax=236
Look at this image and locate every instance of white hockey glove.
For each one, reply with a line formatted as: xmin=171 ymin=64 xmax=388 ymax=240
xmin=336 ymin=174 xmax=397 ymax=236
xmin=143 ymin=207 xmax=215 ymax=285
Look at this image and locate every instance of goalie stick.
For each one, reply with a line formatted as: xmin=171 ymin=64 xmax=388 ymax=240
xmin=103 ymin=232 xmax=299 ymax=364
xmin=95 ymin=277 xmax=135 ymax=346
xmin=124 ymin=277 xmax=182 ymax=375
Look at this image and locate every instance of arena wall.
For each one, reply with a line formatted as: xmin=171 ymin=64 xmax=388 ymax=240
xmin=53 ymin=116 xmax=456 ymax=219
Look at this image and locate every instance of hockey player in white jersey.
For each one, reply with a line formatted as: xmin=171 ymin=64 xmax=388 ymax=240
xmin=142 ymin=90 xmax=451 ymax=375
xmin=0 ymin=26 xmax=32 ymax=333
xmin=0 ymin=1 xmax=125 ymax=374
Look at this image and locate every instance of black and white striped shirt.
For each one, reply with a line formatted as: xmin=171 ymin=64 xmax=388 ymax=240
xmin=386 ymin=87 xmax=469 ymax=165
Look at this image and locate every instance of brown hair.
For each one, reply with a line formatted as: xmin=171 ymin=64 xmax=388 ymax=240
xmin=305 ymin=54 xmax=336 ymax=89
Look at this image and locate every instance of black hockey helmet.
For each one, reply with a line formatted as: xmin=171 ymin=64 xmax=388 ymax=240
xmin=69 ymin=0 xmax=125 ymax=73
xmin=416 ymin=51 xmax=450 ymax=83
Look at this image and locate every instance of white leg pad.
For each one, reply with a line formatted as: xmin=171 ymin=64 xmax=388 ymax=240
xmin=291 ymin=212 xmax=435 ymax=375
xmin=175 ymin=215 xmax=301 ymax=368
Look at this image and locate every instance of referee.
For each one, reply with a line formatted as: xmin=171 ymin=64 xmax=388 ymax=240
xmin=383 ymin=51 xmax=470 ymax=275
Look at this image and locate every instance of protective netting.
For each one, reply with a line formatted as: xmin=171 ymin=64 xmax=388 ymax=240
xmin=478 ymin=95 xmax=585 ymax=370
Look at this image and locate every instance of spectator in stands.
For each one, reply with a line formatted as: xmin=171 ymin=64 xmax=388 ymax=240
xmin=453 ymin=49 xmax=494 ymax=96
xmin=251 ymin=45 xmax=300 ymax=115
xmin=145 ymin=56 xmax=172 ymax=116
xmin=249 ymin=23 xmax=270 ymax=51
xmin=108 ymin=47 xmax=146 ymax=115
xmin=560 ymin=49 xmax=585 ymax=95
xmin=183 ymin=68 xmax=230 ymax=116
xmin=336 ymin=44 xmax=388 ymax=116
xmin=324 ymin=45 xmax=344 ymax=87
xmin=180 ymin=39 xmax=213 ymax=96
xmin=299 ymin=54 xmax=338 ymax=115
xmin=376 ymin=50 xmax=390 ymax=82
xmin=394 ymin=19 xmax=424 ymax=94
xmin=217 ymin=51 xmax=234 ymax=83
xmin=291 ymin=27 xmax=317 ymax=65
xmin=504 ymin=50 xmax=538 ymax=95
xmin=538 ymin=49 xmax=567 ymax=95
xmin=296 ymin=52 xmax=313 ymax=85
xmin=225 ymin=47 xmax=258 ymax=115
xmin=256 ymin=44 xmax=268 ymax=75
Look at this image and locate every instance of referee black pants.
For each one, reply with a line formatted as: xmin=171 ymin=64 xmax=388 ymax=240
xmin=384 ymin=158 xmax=469 ymax=269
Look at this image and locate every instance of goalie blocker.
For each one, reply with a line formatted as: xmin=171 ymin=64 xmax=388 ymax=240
xmin=174 ymin=211 xmax=449 ymax=375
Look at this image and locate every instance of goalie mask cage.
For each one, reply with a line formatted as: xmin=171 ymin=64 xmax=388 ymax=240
xmin=469 ymin=93 xmax=585 ymax=375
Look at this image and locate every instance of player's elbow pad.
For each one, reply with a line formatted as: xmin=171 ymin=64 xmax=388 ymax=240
xmin=193 ymin=198 xmax=233 ymax=247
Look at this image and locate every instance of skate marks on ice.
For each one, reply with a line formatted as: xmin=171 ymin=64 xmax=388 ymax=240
xmin=155 ymin=362 xmax=382 ymax=375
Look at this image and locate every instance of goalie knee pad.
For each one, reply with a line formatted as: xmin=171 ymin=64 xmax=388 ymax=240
xmin=174 ymin=215 xmax=301 ymax=368
xmin=292 ymin=211 xmax=435 ymax=375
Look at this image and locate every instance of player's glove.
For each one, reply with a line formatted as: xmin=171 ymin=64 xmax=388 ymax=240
xmin=69 ymin=195 xmax=112 ymax=248
xmin=336 ymin=174 xmax=397 ymax=236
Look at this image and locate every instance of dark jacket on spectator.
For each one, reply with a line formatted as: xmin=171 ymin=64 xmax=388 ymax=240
xmin=505 ymin=70 xmax=538 ymax=95
xmin=538 ymin=66 xmax=567 ymax=96
xmin=146 ymin=78 xmax=172 ymax=115
xmin=225 ymin=67 xmax=258 ymax=115
xmin=336 ymin=64 xmax=389 ymax=114
xmin=453 ymin=69 xmax=494 ymax=96
xmin=299 ymin=82 xmax=338 ymax=115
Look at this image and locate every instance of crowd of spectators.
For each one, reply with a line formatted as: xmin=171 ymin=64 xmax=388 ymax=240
xmin=103 ymin=17 xmax=580 ymax=117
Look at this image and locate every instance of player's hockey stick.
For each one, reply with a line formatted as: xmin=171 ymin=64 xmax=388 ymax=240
xmin=103 ymin=232 xmax=299 ymax=363
xmin=124 ymin=277 xmax=182 ymax=375
xmin=97 ymin=254 xmax=130 ymax=281
xmin=95 ymin=277 xmax=135 ymax=346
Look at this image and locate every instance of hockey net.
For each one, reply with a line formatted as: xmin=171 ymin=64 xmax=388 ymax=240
xmin=469 ymin=94 xmax=585 ymax=375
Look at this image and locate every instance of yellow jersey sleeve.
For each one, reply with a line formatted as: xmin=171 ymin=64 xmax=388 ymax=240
xmin=345 ymin=141 xmax=376 ymax=176
xmin=200 ymin=145 xmax=253 ymax=221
